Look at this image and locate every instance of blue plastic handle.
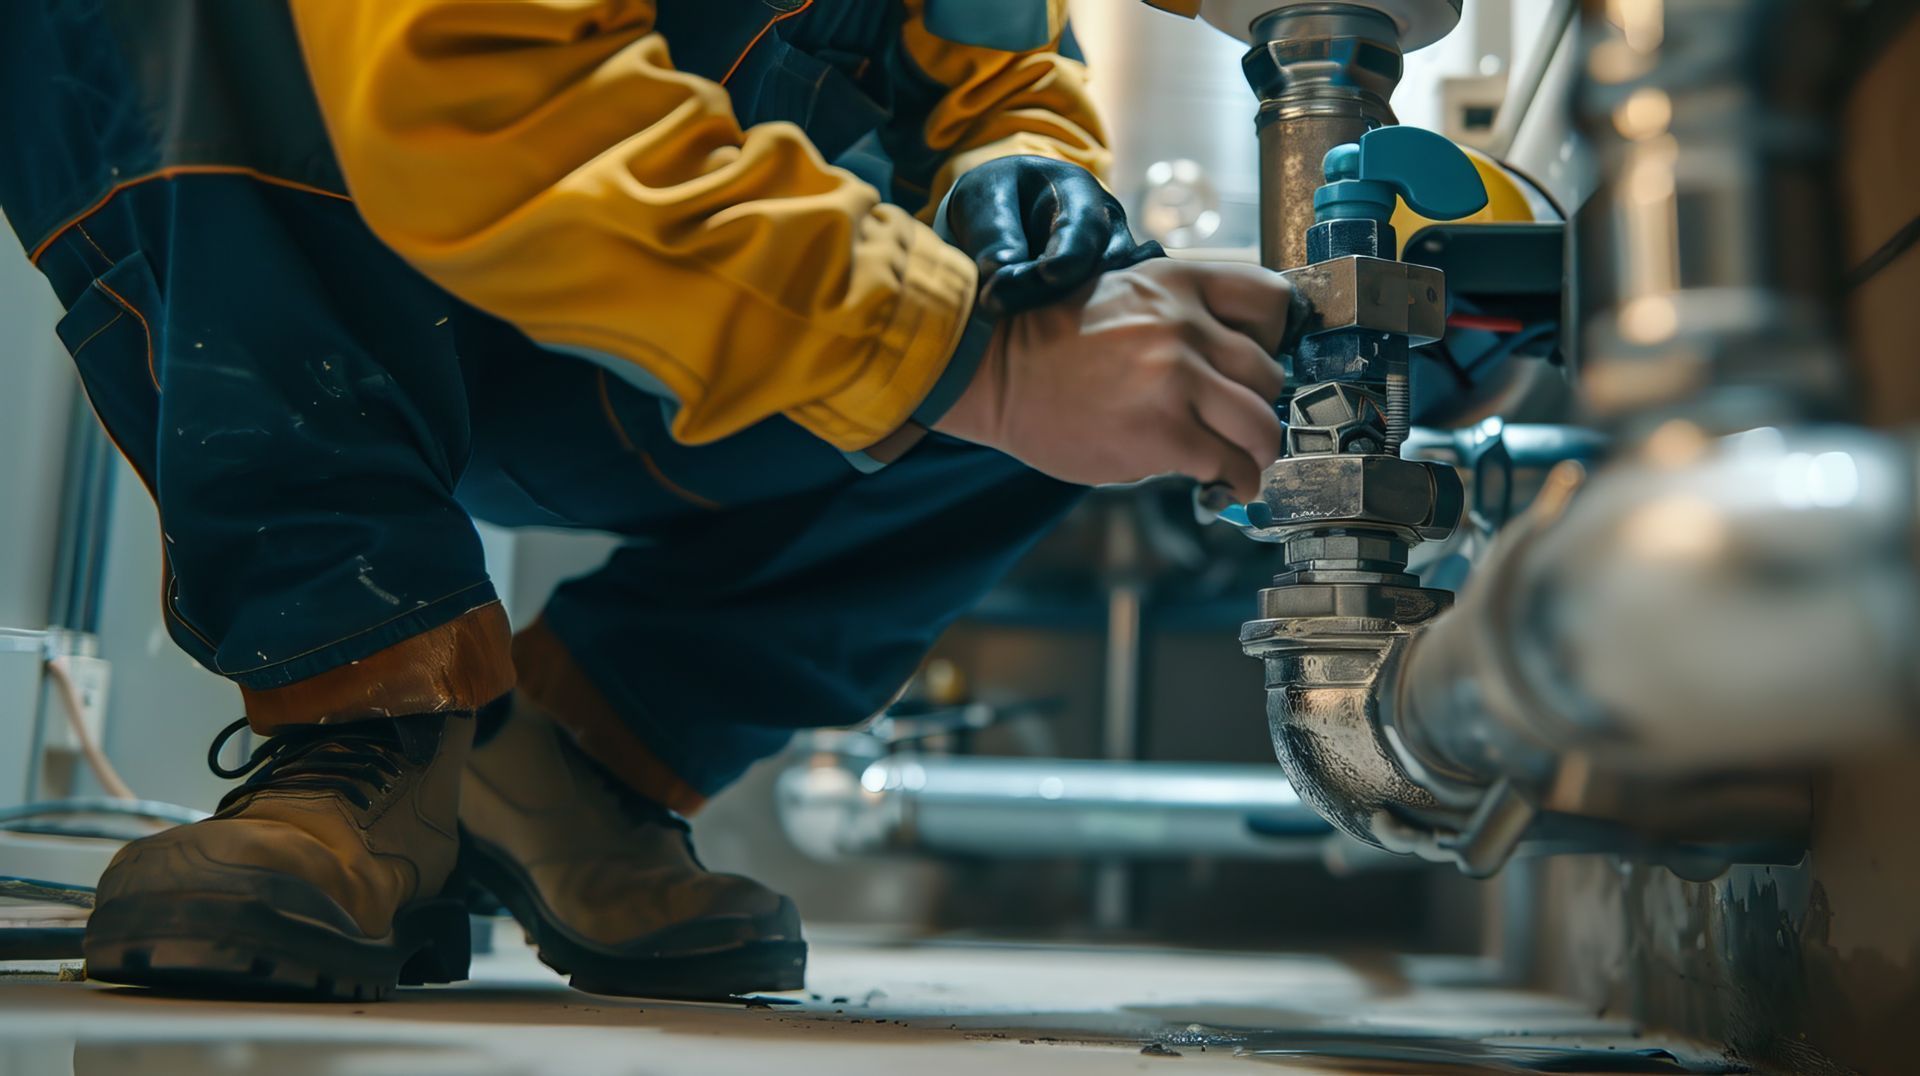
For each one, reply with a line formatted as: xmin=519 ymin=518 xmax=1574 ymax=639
xmin=1315 ymin=126 xmax=1488 ymax=225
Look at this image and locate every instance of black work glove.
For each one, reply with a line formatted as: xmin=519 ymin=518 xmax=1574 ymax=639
xmin=944 ymin=155 xmax=1165 ymax=317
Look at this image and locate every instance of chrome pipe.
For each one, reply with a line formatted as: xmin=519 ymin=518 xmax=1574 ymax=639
xmin=775 ymin=755 xmax=1334 ymax=862
xmin=1399 ymin=426 xmax=1920 ymax=784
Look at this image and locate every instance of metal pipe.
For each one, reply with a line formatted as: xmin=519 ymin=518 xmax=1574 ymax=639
xmin=1242 ymin=4 xmax=1404 ymax=268
xmin=775 ymin=755 xmax=1333 ymax=862
xmin=1248 ymin=626 xmax=1451 ymax=847
xmin=1489 ymin=0 xmax=1578 ymax=159
xmin=1094 ymin=579 xmax=1146 ymax=928
xmin=1398 ymin=426 xmax=1920 ymax=784
xmin=1100 ymin=583 xmax=1146 ymax=764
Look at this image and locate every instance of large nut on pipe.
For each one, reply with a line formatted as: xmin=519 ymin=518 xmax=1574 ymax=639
xmin=1247 ymin=453 xmax=1464 ymax=542
xmin=1180 ymin=0 xmax=1463 ymax=50
xmin=1253 ymin=581 xmax=1450 ymax=623
xmin=1240 ymin=10 xmax=1402 ymax=102
xmin=1281 ymin=256 xmax=1448 ymax=346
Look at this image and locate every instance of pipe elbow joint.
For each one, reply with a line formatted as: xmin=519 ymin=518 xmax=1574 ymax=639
xmin=1241 ymin=604 xmax=1469 ymax=849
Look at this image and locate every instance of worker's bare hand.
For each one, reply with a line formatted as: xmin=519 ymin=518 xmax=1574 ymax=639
xmin=933 ymin=258 xmax=1290 ymax=500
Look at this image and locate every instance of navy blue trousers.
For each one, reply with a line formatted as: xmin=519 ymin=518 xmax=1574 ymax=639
xmin=35 ymin=175 xmax=1079 ymax=798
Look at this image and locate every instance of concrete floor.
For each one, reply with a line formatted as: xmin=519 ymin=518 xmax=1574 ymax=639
xmin=0 ymin=927 xmax=1735 ymax=1075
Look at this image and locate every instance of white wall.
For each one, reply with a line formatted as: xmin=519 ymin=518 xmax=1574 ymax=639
xmin=0 ymin=218 xmax=74 ymax=632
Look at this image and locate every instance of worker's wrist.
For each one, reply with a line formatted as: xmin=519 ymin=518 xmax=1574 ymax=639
xmin=843 ymin=302 xmax=995 ymax=473
xmin=844 ymin=302 xmax=994 ymax=473
xmin=910 ymin=304 xmax=997 ymax=429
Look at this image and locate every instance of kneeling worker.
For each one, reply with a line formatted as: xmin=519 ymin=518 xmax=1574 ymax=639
xmin=0 ymin=0 xmax=1290 ymax=1000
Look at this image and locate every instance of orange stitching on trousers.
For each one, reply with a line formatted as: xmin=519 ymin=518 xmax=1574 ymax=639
xmin=71 ymin=378 xmax=211 ymax=652
xmin=74 ymin=222 xmax=117 ymax=267
xmin=92 ymin=277 xmax=159 ymax=392
xmin=30 ymin=165 xmax=351 ymax=265
xmin=594 ymin=370 xmax=722 ymax=511
xmin=66 ymin=310 xmax=126 ymax=358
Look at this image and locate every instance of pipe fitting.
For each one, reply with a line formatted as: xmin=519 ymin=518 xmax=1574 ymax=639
xmin=1246 ymin=453 xmax=1465 ymax=544
xmin=1240 ymin=596 xmax=1459 ymax=848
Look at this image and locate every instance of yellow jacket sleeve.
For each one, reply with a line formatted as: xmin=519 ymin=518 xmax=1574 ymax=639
xmin=286 ymin=0 xmax=979 ymax=452
xmin=896 ymin=0 xmax=1114 ymax=221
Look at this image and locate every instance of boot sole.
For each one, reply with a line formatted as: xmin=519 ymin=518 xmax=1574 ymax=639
xmin=460 ymin=829 xmax=806 ymax=1001
xmin=84 ymin=894 xmax=471 ymax=1001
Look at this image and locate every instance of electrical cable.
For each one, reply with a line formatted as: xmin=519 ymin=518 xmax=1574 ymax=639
xmin=1417 ymin=341 xmax=1476 ymax=391
xmin=41 ymin=656 xmax=137 ymax=801
xmin=1847 ymin=210 xmax=1920 ymax=292
xmin=0 ymin=798 xmax=207 ymax=827
xmin=0 ymin=876 xmax=96 ymax=909
xmin=1460 ymin=322 xmax=1559 ymax=377
xmin=3 ymin=822 xmax=168 ymax=842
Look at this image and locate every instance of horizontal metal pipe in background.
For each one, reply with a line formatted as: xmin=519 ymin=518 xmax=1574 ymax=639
xmin=776 ymin=755 xmax=1336 ymax=863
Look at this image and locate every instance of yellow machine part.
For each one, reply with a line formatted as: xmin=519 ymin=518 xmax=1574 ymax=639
xmin=1391 ymin=146 xmax=1550 ymax=255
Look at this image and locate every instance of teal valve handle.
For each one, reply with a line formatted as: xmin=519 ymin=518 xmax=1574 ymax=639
xmin=1314 ymin=126 xmax=1488 ymax=226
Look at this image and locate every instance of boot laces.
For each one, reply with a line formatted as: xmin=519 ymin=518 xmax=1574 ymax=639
xmin=206 ymin=718 xmax=412 ymax=811
xmin=606 ymin=780 xmax=703 ymax=866
xmin=560 ymin=737 xmax=700 ymax=859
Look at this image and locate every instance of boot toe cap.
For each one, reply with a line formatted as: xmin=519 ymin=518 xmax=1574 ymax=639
xmin=95 ymin=819 xmax=389 ymax=936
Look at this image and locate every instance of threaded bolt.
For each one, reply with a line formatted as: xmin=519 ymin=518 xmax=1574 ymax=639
xmin=1385 ymin=359 xmax=1410 ymax=455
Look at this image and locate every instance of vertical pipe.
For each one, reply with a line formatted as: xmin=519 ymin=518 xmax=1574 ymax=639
xmin=1257 ymin=113 xmax=1379 ymax=268
xmin=1093 ymin=578 xmax=1146 ymax=931
xmin=1243 ymin=5 xmax=1405 ymax=269
xmin=1101 ymin=582 xmax=1145 ymax=764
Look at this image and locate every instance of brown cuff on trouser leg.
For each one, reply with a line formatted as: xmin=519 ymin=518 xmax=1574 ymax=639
xmin=511 ymin=617 xmax=707 ymax=816
xmin=241 ymin=602 xmax=517 ymax=731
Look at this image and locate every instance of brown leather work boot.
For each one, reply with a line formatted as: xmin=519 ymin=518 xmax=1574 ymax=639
xmin=459 ymin=701 xmax=805 ymax=1000
xmin=83 ymin=714 xmax=475 ymax=1000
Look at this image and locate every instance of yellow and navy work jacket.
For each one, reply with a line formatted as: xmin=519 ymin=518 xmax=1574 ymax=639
xmin=0 ymin=0 xmax=1109 ymax=453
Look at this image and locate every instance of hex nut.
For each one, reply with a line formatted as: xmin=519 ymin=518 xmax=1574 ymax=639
xmin=1254 ymin=454 xmax=1462 ymax=541
xmin=1280 ymin=255 xmax=1447 ymax=345
xmin=1307 ymin=217 xmax=1388 ymax=263
xmin=1244 ymin=582 xmax=1453 ymax=625
xmin=1284 ymin=533 xmax=1410 ymax=566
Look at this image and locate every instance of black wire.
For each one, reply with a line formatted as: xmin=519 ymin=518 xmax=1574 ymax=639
xmin=1416 ymin=341 xmax=1475 ymax=391
xmin=4 ymin=822 xmax=164 ymax=842
xmin=1847 ymin=210 xmax=1920 ymax=292
xmin=1461 ymin=323 xmax=1560 ymax=377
